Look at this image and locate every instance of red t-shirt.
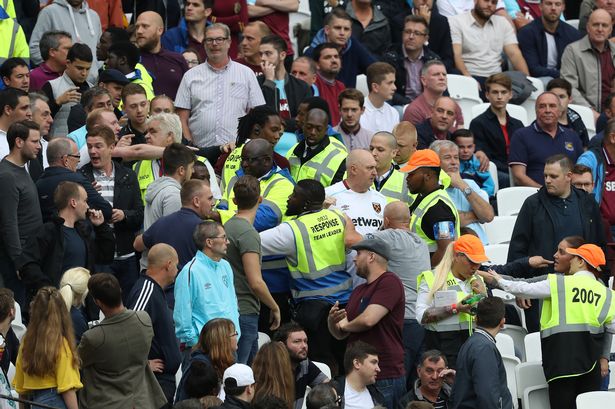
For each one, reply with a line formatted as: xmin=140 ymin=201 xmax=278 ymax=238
xmin=256 ymin=12 xmax=294 ymax=56
xmin=315 ymin=75 xmax=345 ymax=126
xmin=345 ymin=271 xmax=405 ymax=379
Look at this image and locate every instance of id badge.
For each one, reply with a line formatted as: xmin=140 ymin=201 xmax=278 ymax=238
xmin=433 ymin=221 xmax=455 ymax=240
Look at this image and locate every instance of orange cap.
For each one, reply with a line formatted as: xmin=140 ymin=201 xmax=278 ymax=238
xmin=566 ymin=244 xmax=606 ymax=271
xmin=453 ymin=234 xmax=489 ymax=264
xmin=399 ymin=149 xmax=441 ymax=173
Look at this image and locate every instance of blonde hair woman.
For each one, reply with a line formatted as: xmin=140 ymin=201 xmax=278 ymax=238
xmin=415 ymin=234 xmax=488 ymax=368
xmin=13 ymin=287 xmax=82 ymax=409
xmin=59 ymin=267 xmax=91 ymax=343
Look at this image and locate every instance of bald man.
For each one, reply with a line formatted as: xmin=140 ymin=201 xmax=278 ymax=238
xmin=561 ymin=9 xmax=615 ymax=116
xmin=393 ymin=121 xmax=418 ymax=167
xmin=416 ymin=96 xmax=458 ymax=150
xmin=127 ymin=243 xmax=182 ymax=407
xmin=345 ymin=201 xmax=430 ymax=387
xmin=287 ymin=108 xmax=348 ymax=187
xmin=325 ymin=149 xmax=387 ymax=286
xmin=370 ymin=131 xmax=416 ymax=205
xmin=136 ymin=11 xmax=189 ymax=99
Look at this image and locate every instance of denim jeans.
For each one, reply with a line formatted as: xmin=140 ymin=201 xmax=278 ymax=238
xmin=237 ymin=314 xmax=259 ymax=365
xmin=29 ymin=388 xmax=67 ymax=409
xmin=375 ymin=375 xmax=407 ymax=409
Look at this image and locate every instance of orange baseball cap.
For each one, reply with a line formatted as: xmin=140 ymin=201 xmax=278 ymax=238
xmin=399 ymin=149 xmax=441 ymax=173
xmin=453 ymin=234 xmax=490 ymax=264
xmin=566 ymin=244 xmax=606 ymax=270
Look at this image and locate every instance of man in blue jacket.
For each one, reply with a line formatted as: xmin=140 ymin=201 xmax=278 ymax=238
xmin=517 ymin=0 xmax=582 ymax=82
xmin=450 ymin=296 xmax=513 ymax=409
xmin=161 ymin=0 xmax=212 ymax=63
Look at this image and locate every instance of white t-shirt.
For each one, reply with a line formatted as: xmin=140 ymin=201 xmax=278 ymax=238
xmin=343 ymin=383 xmax=374 ymax=409
xmin=360 ymin=96 xmax=400 ymax=133
xmin=0 ymin=130 xmax=8 ymax=161
xmin=325 ymin=181 xmax=387 ymax=287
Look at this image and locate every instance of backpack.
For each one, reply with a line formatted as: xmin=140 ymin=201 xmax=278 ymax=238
xmin=503 ymin=71 xmax=536 ymax=104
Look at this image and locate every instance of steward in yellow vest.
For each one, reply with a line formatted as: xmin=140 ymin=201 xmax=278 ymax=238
xmin=402 ymin=149 xmax=460 ymax=266
xmin=0 ymin=5 xmax=28 ymax=65
xmin=416 ymin=235 xmax=489 ymax=368
xmin=490 ymin=244 xmax=615 ymax=408
xmin=370 ymin=131 xmax=416 ymax=205
xmin=286 ymin=108 xmax=347 ymax=188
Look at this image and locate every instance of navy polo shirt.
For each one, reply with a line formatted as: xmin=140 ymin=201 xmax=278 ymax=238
xmin=508 ymin=121 xmax=583 ymax=185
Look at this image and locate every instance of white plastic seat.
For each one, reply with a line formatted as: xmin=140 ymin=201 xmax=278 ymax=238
xmin=447 ymin=74 xmax=481 ymax=100
xmin=496 ymin=333 xmax=516 ymax=358
xmin=501 ymin=325 xmax=528 ymax=361
xmin=523 ymin=384 xmax=550 ymax=409
xmin=524 ymin=332 xmax=542 ymax=362
xmin=356 ymin=74 xmax=369 ymax=97
xmin=567 ymin=18 xmax=579 ymax=29
xmin=470 ymin=103 xmax=529 ymax=126
xmin=515 ymin=361 xmax=547 ymax=401
xmin=488 ymin=161 xmax=499 ymax=195
xmin=484 ymin=215 xmax=517 ymax=245
xmin=521 ymin=76 xmax=544 ymax=124
xmin=608 ymin=362 xmax=615 ymax=391
xmin=258 ymin=332 xmax=270 ymax=350
xmin=502 ymin=355 xmax=520 ymax=409
xmin=496 ymin=186 xmax=538 ymax=216
xmin=484 ymin=244 xmax=509 ymax=265
xmin=11 ymin=322 xmax=25 ymax=342
xmin=569 ymin=103 xmax=596 ymax=139
xmin=576 ymin=391 xmax=615 ymax=408
xmin=313 ymin=361 xmax=332 ymax=379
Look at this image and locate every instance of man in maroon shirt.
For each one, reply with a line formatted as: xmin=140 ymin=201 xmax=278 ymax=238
xmin=328 ymin=237 xmax=406 ymax=409
xmin=30 ymin=31 xmax=73 ymax=92
xmin=313 ymin=43 xmax=345 ymax=126
xmin=135 ymin=11 xmax=189 ymax=100
xmin=235 ymin=21 xmax=270 ymax=74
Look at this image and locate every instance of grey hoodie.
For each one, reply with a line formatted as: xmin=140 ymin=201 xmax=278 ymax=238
xmin=143 ymin=176 xmax=182 ymax=231
xmin=29 ymin=0 xmax=102 ymax=67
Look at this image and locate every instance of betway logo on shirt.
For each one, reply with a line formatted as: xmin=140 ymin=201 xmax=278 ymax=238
xmin=352 ymin=217 xmax=383 ymax=228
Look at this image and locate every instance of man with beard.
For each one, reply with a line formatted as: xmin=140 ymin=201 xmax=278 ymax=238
xmin=517 ymin=0 xmax=582 ymax=82
xmin=135 ymin=11 xmax=189 ymax=99
xmin=328 ymin=238 xmax=405 ymax=409
xmin=273 ymin=323 xmax=329 ymax=409
xmin=449 ymin=0 xmax=528 ymax=89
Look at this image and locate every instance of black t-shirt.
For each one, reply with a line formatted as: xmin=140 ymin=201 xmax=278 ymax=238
xmin=410 ymin=196 xmax=456 ymax=240
xmin=61 ymin=226 xmax=87 ymax=273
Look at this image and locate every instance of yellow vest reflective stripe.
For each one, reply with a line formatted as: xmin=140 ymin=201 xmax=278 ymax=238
xmin=134 ymin=155 xmax=208 ymax=203
xmin=410 ymin=189 xmax=460 ymax=252
xmin=376 ymin=170 xmax=417 ymax=205
xmin=285 ymin=209 xmax=351 ymax=299
xmin=220 ymin=145 xmax=244 ymax=193
xmin=220 ymin=171 xmax=294 ymax=224
xmin=417 ymin=270 xmax=476 ymax=332
xmin=541 ymin=274 xmax=614 ymax=337
xmin=287 ymin=141 xmax=348 ymax=187
xmin=0 ymin=18 xmax=21 ymax=63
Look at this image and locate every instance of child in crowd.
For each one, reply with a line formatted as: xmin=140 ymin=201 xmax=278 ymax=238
xmin=452 ymin=129 xmax=496 ymax=197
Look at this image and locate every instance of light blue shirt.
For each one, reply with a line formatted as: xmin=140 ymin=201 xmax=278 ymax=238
xmin=67 ymin=125 xmax=87 ymax=150
xmin=446 ymin=179 xmax=489 ymax=245
xmin=173 ymin=251 xmax=240 ymax=346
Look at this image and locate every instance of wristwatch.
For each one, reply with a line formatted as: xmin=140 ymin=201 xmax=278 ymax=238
xmin=463 ymin=187 xmax=472 ymax=197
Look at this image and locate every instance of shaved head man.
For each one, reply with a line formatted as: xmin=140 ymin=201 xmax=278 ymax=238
xmin=136 ymin=12 xmax=165 ymax=52
xmin=241 ymin=139 xmax=275 ymax=179
xmin=393 ymin=121 xmax=418 ymax=166
xmin=346 ymin=149 xmax=378 ymax=193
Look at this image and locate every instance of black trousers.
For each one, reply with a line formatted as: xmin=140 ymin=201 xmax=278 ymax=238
xmin=424 ymin=329 xmax=470 ymax=369
xmin=548 ymin=363 xmax=601 ymax=409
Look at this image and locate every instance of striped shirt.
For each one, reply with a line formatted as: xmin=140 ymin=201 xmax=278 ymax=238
xmin=92 ymin=164 xmax=115 ymax=206
xmin=174 ymin=60 xmax=265 ymax=148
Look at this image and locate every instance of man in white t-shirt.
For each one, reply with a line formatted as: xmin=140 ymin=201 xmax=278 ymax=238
xmin=335 ymin=341 xmax=384 ymax=409
xmin=325 ymin=149 xmax=387 ymax=286
xmin=360 ymin=62 xmax=400 ymax=133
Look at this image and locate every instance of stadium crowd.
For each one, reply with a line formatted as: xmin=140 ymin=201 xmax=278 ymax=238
xmin=1 ymin=0 xmax=615 ymax=408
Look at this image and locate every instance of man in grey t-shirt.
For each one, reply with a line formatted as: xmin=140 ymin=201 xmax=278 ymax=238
xmin=224 ymin=175 xmax=281 ymax=365
xmin=346 ymin=200 xmax=430 ymax=387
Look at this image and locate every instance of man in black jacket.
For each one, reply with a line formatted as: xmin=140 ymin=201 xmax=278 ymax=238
xmin=18 ymin=181 xmax=115 ymax=307
xmin=508 ymin=154 xmax=606 ymax=332
xmin=36 ymin=137 xmax=112 ymax=222
xmin=80 ymin=125 xmax=143 ymax=302
xmin=257 ymin=34 xmax=311 ymax=133
xmin=333 ymin=341 xmax=385 ymax=408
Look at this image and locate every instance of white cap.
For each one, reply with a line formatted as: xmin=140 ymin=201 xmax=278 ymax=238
xmin=223 ymin=364 xmax=255 ymax=387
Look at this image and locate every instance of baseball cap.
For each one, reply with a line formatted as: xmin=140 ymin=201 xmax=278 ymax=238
xmin=351 ymin=237 xmax=391 ymax=260
xmin=453 ymin=234 xmax=489 ymax=264
xmin=566 ymin=244 xmax=606 ymax=271
xmin=98 ymin=69 xmax=130 ymax=86
xmin=222 ymin=364 xmax=255 ymax=387
xmin=399 ymin=149 xmax=440 ymax=173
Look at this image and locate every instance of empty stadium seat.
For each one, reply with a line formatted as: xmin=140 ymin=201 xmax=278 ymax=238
xmin=496 ymin=332 xmax=516 ymax=357
xmin=484 ymin=216 xmax=517 ymax=244
xmin=515 ymin=361 xmax=547 ymax=401
xmin=521 ymin=76 xmax=544 ymax=124
xmin=502 ymin=355 xmax=521 ymax=409
xmin=313 ymin=361 xmax=332 ymax=379
xmin=356 ymin=74 xmax=369 ymax=97
xmin=258 ymin=332 xmax=271 ymax=350
xmin=523 ymin=384 xmax=550 ymax=409
xmin=501 ymin=325 xmax=528 ymax=361
xmin=576 ymin=391 xmax=615 ymax=408
xmin=447 ymin=74 xmax=482 ymax=122
xmin=524 ymin=332 xmax=542 ymax=362
xmin=484 ymin=244 xmax=509 ymax=265
xmin=488 ymin=161 xmax=499 ymax=194
xmin=497 ymin=187 xmax=538 ymax=216
xmin=569 ymin=103 xmax=596 ymax=139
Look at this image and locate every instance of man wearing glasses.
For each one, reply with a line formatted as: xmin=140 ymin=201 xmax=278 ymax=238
xmin=36 ymin=137 xmax=112 ymax=222
xmin=175 ymin=23 xmax=265 ymax=149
